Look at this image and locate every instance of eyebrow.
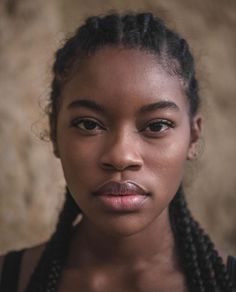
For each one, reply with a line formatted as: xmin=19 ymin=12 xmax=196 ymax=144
xmin=67 ymin=99 xmax=106 ymax=113
xmin=67 ymin=99 xmax=180 ymax=114
xmin=138 ymin=100 xmax=180 ymax=113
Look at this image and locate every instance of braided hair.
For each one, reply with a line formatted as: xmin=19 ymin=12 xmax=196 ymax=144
xmin=25 ymin=189 xmax=80 ymax=291
xmin=27 ymin=12 xmax=233 ymax=292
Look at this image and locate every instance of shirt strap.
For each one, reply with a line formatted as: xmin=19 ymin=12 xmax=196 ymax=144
xmin=227 ymin=255 xmax=236 ymax=290
xmin=0 ymin=249 xmax=25 ymax=292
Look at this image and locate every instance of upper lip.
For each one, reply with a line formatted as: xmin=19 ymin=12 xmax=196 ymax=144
xmin=93 ymin=180 xmax=149 ymax=196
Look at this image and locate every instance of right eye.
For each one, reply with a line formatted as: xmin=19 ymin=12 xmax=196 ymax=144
xmin=70 ymin=118 xmax=105 ymax=134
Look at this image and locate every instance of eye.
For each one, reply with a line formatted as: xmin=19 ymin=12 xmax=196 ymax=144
xmin=70 ymin=117 xmax=105 ymax=133
xmin=141 ymin=119 xmax=175 ymax=136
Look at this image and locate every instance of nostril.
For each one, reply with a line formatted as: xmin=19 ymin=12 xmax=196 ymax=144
xmin=101 ymin=162 xmax=142 ymax=171
xmin=101 ymin=163 xmax=125 ymax=171
xmin=102 ymin=163 xmax=116 ymax=171
xmin=129 ymin=164 xmax=142 ymax=170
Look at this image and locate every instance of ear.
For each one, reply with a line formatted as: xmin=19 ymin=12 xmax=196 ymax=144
xmin=50 ymin=134 xmax=60 ymax=159
xmin=52 ymin=141 xmax=60 ymax=158
xmin=187 ymin=114 xmax=202 ymax=160
xmin=49 ymin=120 xmax=61 ymax=158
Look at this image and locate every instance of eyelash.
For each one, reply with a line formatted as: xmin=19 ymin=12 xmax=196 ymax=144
xmin=70 ymin=117 xmax=175 ymax=136
xmin=70 ymin=117 xmax=105 ymax=133
xmin=141 ymin=119 xmax=175 ymax=134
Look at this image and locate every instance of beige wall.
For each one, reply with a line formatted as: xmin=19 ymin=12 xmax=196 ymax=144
xmin=0 ymin=0 xmax=235 ymax=255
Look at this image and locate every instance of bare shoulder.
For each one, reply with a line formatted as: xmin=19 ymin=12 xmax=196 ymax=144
xmin=0 ymin=243 xmax=47 ymax=292
xmin=218 ymin=249 xmax=229 ymax=266
xmin=18 ymin=242 xmax=47 ymax=292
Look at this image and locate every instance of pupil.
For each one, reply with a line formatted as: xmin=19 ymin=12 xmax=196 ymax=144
xmin=84 ymin=121 xmax=96 ymax=130
xmin=150 ymin=123 xmax=162 ymax=131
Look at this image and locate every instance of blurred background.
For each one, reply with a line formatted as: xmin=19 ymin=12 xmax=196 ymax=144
xmin=0 ymin=0 xmax=235 ymax=255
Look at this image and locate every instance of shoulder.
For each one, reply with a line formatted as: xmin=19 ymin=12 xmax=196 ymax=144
xmin=218 ymin=249 xmax=228 ymax=266
xmin=0 ymin=255 xmax=4 ymax=280
xmin=226 ymin=255 xmax=236 ymax=287
xmin=0 ymin=243 xmax=47 ymax=292
xmin=218 ymin=249 xmax=236 ymax=286
xmin=19 ymin=243 xmax=47 ymax=292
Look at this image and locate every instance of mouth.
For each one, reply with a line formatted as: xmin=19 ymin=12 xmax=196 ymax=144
xmin=92 ymin=181 xmax=150 ymax=212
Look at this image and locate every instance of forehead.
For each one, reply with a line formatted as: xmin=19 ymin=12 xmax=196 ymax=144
xmin=61 ymin=47 xmax=188 ymax=112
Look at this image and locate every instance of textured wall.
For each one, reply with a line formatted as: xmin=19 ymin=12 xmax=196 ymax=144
xmin=0 ymin=0 xmax=235 ymax=255
xmin=0 ymin=0 xmax=65 ymax=253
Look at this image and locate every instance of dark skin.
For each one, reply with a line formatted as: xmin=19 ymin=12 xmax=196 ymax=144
xmin=0 ymin=47 xmax=204 ymax=292
xmin=54 ymin=47 xmax=202 ymax=291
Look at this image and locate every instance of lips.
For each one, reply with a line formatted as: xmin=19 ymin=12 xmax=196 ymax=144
xmin=93 ymin=180 xmax=148 ymax=196
xmin=93 ymin=181 xmax=150 ymax=212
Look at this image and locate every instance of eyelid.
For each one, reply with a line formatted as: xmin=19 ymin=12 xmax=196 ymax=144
xmin=70 ymin=117 xmax=106 ymax=130
xmin=141 ymin=118 xmax=175 ymax=130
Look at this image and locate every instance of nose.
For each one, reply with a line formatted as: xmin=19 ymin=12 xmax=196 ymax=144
xmin=99 ymin=131 xmax=143 ymax=172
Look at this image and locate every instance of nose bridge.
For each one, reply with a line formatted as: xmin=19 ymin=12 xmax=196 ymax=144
xmin=100 ymin=127 xmax=142 ymax=170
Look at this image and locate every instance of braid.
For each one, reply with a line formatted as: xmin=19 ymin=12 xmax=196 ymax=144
xmin=170 ymin=187 xmax=233 ymax=291
xmin=170 ymin=187 xmax=205 ymax=291
xmin=25 ymin=189 xmax=80 ymax=292
xmin=192 ymin=222 xmax=218 ymax=290
xmin=212 ymin=250 xmax=233 ymax=291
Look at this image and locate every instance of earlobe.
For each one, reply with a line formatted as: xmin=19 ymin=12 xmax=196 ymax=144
xmin=187 ymin=114 xmax=202 ymax=160
xmin=52 ymin=140 xmax=60 ymax=159
xmin=53 ymin=148 xmax=60 ymax=158
xmin=50 ymin=127 xmax=60 ymax=158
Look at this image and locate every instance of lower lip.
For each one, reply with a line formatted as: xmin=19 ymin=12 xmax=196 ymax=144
xmin=95 ymin=194 xmax=148 ymax=212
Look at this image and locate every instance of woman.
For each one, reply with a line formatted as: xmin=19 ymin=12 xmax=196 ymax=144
xmin=0 ymin=11 xmax=235 ymax=292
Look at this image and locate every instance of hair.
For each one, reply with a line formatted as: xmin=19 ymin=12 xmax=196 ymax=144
xmin=26 ymin=12 xmax=233 ymax=292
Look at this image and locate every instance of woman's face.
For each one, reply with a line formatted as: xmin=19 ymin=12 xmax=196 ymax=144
xmin=55 ymin=47 xmax=201 ymax=237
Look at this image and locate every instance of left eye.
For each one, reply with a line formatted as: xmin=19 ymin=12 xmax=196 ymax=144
xmin=144 ymin=120 xmax=174 ymax=133
xmin=70 ymin=118 xmax=104 ymax=132
xmin=79 ymin=120 xmax=99 ymax=130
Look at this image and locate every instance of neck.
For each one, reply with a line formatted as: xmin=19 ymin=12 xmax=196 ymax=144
xmin=68 ymin=208 xmax=177 ymax=268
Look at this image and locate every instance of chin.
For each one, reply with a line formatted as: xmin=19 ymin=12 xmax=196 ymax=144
xmin=89 ymin=213 xmax=156 ymax=238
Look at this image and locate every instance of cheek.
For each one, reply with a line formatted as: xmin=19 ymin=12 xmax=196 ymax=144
xmin=145 ymin=129 xmax=191 ymax=192
xmin=58 ymin=137 xmax=101 ymax=187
